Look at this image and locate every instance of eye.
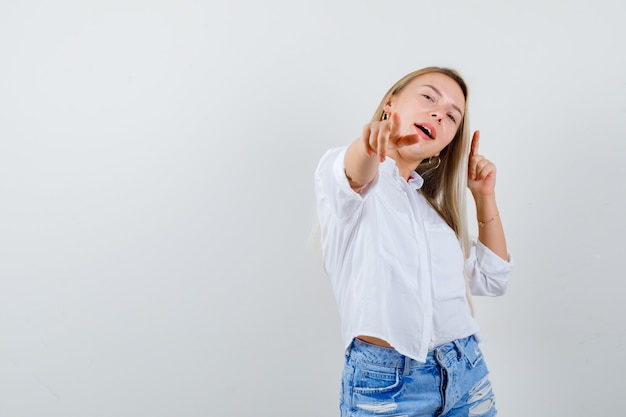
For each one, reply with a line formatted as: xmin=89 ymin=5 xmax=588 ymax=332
xmin=447 ymin=114 xmax=456 ymax=123
xmin=422 ymin=94 xmax=433 ymax=101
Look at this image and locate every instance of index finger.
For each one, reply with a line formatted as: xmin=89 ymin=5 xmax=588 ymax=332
xmin=389 ymin=112 xmax=401 ymax=136
xmin=470 ymin=130 xmax=480 ymax=156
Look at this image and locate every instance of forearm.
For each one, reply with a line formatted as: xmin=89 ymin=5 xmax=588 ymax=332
xmin=474 ymin=194 xmax=508 ymax=261
xmin=344 ymin=138 xmax=379 ymax=192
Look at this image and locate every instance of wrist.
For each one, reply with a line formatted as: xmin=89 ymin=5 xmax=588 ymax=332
xmin=477 ymin=211 xmax=499 ymax=227
xmin=474 ymin=193 xmax=497 ymax=210
xmin=474 ymin=195 xmax=498 ymax=223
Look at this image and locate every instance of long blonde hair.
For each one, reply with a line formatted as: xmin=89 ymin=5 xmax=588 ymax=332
xmin=371 ymin=67 xmax=472 ymax=257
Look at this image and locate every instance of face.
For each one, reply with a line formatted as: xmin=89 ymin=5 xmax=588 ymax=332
xmin=384 ymin=72 xmax=465 ymax=162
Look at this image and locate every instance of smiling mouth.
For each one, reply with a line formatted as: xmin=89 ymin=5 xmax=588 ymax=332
xmin=415 ymin=124 xmax=434 ymax=139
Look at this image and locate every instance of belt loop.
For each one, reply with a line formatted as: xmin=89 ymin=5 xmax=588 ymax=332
xmin=453 ymin=338 xmax=464 ymax=360
xmin=403 ymin=355 xmax=411 ymax=376
xmin=345 ymin=339 xmax=353 ymax=359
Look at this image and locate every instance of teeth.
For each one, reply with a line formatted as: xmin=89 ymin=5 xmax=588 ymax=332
xmin=416 ymin=124 xmax=432 ymax=138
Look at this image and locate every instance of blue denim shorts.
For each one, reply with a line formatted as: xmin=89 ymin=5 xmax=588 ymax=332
xmin=340 ymin=336 xmax=496 ymax=417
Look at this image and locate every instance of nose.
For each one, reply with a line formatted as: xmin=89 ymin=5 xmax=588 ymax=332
xmin=430 ymin=110 xmax=443 ymax=122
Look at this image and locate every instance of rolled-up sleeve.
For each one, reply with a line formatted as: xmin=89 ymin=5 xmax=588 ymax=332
xmin=465 ymin=240 xmax=514 ymax=296
xmin=315 ymin=147 xmax=375 ymax=222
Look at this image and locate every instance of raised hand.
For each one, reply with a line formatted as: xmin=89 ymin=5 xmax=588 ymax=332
xmin=345 ymin=112 xmax=421 ymax=192
xmin=467 ymin=130 xmax=497 ymax=197
xmin=466 ymin=130 xmax=508 ymax=260
xmin=362 ymin=113 xmax=420 ymax=162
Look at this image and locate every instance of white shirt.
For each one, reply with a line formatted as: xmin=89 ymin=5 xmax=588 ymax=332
xmin=314 ymin=147 xmax=513 ymax=362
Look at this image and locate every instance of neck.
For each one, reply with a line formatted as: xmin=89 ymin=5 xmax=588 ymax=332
xmin=387 ymin=150 xmax=423 ymax=181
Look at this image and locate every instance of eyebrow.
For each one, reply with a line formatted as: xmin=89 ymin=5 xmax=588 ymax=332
xmin=422 ymin=85 xmax=464 ymax=117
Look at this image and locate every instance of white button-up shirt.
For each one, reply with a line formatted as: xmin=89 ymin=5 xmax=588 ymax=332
xmin=314 ymin=147 xmax=513 ymax=362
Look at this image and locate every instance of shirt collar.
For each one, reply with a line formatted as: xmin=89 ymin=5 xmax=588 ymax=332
xmin=382 ymin=156 xmax=424 ymax=190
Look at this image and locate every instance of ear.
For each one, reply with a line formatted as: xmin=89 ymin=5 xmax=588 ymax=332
xmin=383 ymin=95 xmax=394 ymax=114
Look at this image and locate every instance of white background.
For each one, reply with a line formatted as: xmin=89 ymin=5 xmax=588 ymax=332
xmin=1 ymin=1 xmax=625 ymax=416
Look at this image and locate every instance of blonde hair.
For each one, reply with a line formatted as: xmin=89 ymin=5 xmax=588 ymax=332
xmin=372 ymin=67 xmax=472 ymax=257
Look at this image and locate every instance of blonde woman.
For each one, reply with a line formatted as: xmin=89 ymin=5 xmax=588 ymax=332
xmin=314 ymin=67 xmax=513 ymax=416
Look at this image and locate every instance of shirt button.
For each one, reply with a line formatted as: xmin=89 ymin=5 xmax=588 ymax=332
xmin=437 ymin=351 xmax=444 ymax=361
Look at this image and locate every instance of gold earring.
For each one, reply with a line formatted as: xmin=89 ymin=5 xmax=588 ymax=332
xmin=429 ymin=156 xmax=441 ymax=169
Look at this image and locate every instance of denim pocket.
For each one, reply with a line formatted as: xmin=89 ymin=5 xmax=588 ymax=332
xmin=352 ymin=363 xmax=401 ymax=394
xmin=463 ymin=338 xmax=484 ymax=368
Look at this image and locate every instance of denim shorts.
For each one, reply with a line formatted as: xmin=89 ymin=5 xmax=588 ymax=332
xmin=340 ymin=336 xmax=497 ymax=417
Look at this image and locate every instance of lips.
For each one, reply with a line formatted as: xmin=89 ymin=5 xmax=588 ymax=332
xmin=415 ymin=123 xmax=436 ymax=139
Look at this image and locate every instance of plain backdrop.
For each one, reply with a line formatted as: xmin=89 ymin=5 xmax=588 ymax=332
xmin=1 ymin=1 xmax=625 ymax=416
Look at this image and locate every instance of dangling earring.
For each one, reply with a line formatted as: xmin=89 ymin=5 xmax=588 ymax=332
xmin=382 ymin=112 xmax=389 ymax=121
xmin=428 ymin=156 xmax=441 ymax=169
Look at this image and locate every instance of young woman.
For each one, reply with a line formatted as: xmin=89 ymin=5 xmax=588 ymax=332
xmin=314 ymin=67 xmax=513 ymax=416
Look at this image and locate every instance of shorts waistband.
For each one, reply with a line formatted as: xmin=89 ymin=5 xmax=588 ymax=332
xmin=346 ymin=335 xmax=477 ymax=375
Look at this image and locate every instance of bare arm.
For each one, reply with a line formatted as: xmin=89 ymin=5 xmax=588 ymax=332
xmin=344 ymin=113 xmax=419 ymax=192
xmin=468 ymin=131 xmax=509 ymax=260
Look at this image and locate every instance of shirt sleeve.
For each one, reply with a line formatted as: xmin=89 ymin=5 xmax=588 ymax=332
xmin=314 ymin=147 xmax=376 ymax=221
xmin=464 ymin=239 xmax=514 ymax=296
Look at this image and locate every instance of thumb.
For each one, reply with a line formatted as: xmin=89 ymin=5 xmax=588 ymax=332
xmin=394 ymin=133 xmax=420 ymax=148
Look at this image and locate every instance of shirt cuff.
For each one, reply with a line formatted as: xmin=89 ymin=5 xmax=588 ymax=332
xmin=332 ymin=147 xmax=377 ymax=197
xmin=475 ymin=239 xmax=514 ymax=276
